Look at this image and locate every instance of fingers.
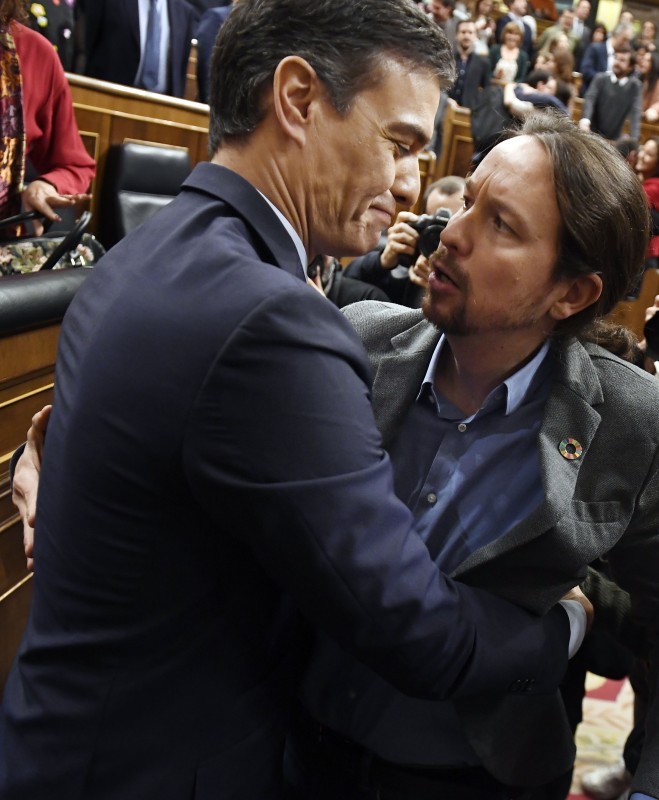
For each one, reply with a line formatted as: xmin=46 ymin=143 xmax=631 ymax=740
xmin=408 ymin=255 xmax=431 ymax=288
xmin=28 ymin=404 xmax=51 ymax=461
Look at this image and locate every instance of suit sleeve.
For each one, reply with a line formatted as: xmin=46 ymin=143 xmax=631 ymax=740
xmin=581 ymin=74 xmax=599 ymax=121
xmin=580 ymin=44 xmax=600 ymax=89
xmin=182 ymin=283 xmax=570 ymax=702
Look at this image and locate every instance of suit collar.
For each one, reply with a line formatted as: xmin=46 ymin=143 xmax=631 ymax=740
xmin=182 ymin=163 xmax=307 ymax=283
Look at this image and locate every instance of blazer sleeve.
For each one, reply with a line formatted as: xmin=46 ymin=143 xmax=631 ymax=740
xmin=182 ymin=281 xmax=571 ymax=703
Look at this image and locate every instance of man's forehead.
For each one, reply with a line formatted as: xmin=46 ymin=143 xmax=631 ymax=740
xmin=473 ymin=136 xmax=550 ymax=184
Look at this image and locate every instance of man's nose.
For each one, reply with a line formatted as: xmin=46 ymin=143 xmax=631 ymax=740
xmin=392 ymin=156 xmax=421 ymax=210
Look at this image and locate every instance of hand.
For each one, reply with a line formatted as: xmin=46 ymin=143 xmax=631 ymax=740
xmin=645 ymin=294 xmax=659 ymax=326
xmin=12 ymin=405 xmax=51 ymax=571
xmin=307 ymin=273 xmax=326 ymax=296
xmin=380 ymin=211 xmax=419 ymax=270
xmin=408 ymin=254 xmax=431 ymax=288
xmin=578 ymin=119 xmax=591 ymax=132
xmin=645 ymin=107 xmax=659 ymax=123
xmin=22 ymin=180 xmax=91 ymax=235
xmin=562 ymin=585 xmax=594 ymax=633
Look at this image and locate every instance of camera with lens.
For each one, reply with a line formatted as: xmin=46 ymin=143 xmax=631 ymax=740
xmin=397 ymin=207 xmax=451 ymax=268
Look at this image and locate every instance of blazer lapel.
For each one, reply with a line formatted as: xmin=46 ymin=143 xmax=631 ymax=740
xmin=182 ymin=163 xmax=306 ymax=281
xmin=454 ymin=338 xmax=603 ymax=576
xmin=371 ymin=317 xmax=440 ymax=449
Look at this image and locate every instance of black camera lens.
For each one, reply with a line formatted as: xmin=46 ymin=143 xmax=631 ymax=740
xmin=398 ymin=207 xmax=452 ymax=267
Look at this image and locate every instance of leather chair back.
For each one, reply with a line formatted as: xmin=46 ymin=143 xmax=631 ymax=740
xmin=99 ymin=143 xmax=192 ymax=248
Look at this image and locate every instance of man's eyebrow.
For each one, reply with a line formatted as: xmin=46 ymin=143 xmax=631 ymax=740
xmin=385 ymin=121 xmax=432 ymax=149
xmin=464 ymin=176 xmax=529 ymax=232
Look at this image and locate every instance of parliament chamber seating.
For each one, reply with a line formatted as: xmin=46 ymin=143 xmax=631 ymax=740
xmin=99 ymin=142 xmax=192 ymax=248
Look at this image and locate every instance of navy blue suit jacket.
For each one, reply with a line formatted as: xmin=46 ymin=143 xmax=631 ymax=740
xmin=0 ymin=164 xmax=569 ymax=799
xmin=196 ymin=5 xmax=232 ymax=103
xmin=579 ymin=41 xmax=608 ymax=95
xmin=77 ymin=0 xmax=195 ymax=97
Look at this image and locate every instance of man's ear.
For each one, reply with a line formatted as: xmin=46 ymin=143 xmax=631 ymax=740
xmin=272 ymin=56 xmax=322 ymax=146
xmin=549 ymin=272 xmax=603 ymax=321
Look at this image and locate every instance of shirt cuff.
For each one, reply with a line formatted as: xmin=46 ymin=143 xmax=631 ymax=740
xmin=630 ymin=794 xmax=656 ymax=799
xmin=558 ymin=599 xmax=587 ymax=659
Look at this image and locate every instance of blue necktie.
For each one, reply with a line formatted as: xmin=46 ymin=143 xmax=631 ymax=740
xmin=141 ymin=0 xmax=162 ymax=91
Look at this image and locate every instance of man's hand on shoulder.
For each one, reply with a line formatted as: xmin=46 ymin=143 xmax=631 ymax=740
xmin=13 ymin=405 xmax=51 ymax=571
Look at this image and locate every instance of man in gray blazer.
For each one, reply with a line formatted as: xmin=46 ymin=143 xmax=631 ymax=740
xmin=287 ymin=115 xmax=659 ymax=800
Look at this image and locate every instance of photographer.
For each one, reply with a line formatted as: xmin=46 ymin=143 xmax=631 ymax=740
xmin=344 ymin=175 xmax=465 ymax=306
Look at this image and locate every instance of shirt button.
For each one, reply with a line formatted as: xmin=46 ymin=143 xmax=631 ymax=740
xmin=427 ymin=492 xmax=437 ymax=505
xmin=457 ymin=423 xmax=467 ymax=432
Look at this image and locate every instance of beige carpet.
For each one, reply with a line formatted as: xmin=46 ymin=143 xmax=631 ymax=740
xmin=569 ymin=675 xmax=633 ymax=799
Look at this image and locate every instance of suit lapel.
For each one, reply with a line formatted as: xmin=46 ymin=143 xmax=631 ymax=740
xmin=454 ymin=338 xmax=603 ymax=575
xmin=182 ymin=163 xmax=306 ymax=281
xmin=371 ymin=317 xmax=440 ymax=449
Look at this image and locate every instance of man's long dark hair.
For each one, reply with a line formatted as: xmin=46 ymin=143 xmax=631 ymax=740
xmin=519 ymin=113 xmax=650 ymax=348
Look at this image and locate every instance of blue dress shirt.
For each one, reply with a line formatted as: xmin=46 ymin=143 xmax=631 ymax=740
xmin=301 ymin=337 xmax=557 ymax=766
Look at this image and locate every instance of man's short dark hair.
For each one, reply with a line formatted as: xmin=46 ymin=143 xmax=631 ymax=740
xmin=455 ymin=17 xmax=476 ymax=32
xmin=423 ymin=176 xmax=465 ymax=207
xmin=526 ymin=69 xmax=552 ymax=88
xmin=517 ymin=112 xmax=649 ymax=338
xmin=208 ymin=0 xmax=455 ymax=151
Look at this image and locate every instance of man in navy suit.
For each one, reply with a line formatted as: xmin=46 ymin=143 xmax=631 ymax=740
xmin=74 ymin=0 xmax=196 ymax=98
xmin=0 ymin=1 xmax=586 ymax=798
xmin=496 ymin=0 xmax=534 ymax=57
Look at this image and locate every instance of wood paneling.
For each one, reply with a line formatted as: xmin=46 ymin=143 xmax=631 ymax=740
xmin=68 ymin=74 xmax=211 ymax=235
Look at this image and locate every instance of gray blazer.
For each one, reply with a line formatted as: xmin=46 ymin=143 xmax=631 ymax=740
xmin=343 ymin=301 xmax=659 ymax=796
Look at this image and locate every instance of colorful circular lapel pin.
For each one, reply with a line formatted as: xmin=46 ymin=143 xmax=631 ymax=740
xmin=559 ymin=438 xmax=583 ymax=461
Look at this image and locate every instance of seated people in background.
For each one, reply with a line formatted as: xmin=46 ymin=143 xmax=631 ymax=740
xmin=427 ymin=0 xmax=458 ymax=45
xmin=196 ymin=1 xmax=235 ymax=104
xmin=535 ymin=8 xmax=578 ymax=55
xmin=448 ymin=18 xmax=491 ymax=110
xmin=471 ymin=0 xmax=496 ymax=55
xmin=615 ymin=135 xmax=639 ymax=168
xmin=636 ymin=136 xmax=659 ymax=270
xmin=489 ymin=21 xmax=529 ymax=81
xmin=634 ymin=19 xmax=658 ymax=54
xmin=503 ymin=68 xmax=570 ymax=117
xmin=1 ymin=2 xmax=588 ymax=797
xmin=0 ymin=2 xmax=95 ymax=232
xmin=495 ymin=0 xmax=534 ymax=58
xmin=575 ymin=19 xmax=607 ymax=70
xmin=74 ymin=0 xmax=196 ymax=98
xmin=580 ymin=22 xmax=634 ymax=95
xmin=287 ymin=113 xmax=659 ymax=800
xmin=639 ymin=51 xmax=659 ymax=122
xmin=344 ymin=176 xmax=465 ymax=306
xmin=579 ymin=45 xmax=641 ymax=141
xmin=571 ymin=0 xmax=592 ymax=66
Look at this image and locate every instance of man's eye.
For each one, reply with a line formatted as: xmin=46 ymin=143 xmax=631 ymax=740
xmin=396 ymin=143 xmax=412 ymax=157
